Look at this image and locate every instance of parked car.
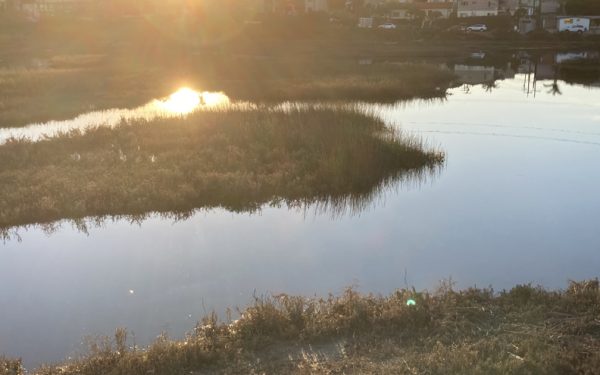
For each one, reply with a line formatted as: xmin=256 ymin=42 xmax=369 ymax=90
xmin=378 ymin=23 xmax=397 ymax=30
xmin=466 ymin=24 xmax=488 ymax=32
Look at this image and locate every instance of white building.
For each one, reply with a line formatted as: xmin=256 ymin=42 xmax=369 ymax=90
xmin=390 ymin=0 xmax=456 ymax=20
xmin=457 ymin=0 xmax=499 ymax=17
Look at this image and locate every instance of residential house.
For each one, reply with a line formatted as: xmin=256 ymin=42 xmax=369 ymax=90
xmin=457 ymin=0 xmax=499 ymax=17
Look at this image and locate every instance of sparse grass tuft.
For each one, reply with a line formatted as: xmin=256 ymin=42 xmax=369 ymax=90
xmin=0 ymin=357 xmax=23 ymax=375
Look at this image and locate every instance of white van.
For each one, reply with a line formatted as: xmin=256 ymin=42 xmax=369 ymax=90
xmin=558 ymin=18 xmax=590 ymax=33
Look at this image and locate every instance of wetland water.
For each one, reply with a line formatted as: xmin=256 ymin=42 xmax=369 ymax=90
xmin=2 ymin=59 xmax=600 ymax=366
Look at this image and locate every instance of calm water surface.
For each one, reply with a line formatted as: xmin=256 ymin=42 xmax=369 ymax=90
xmin=1 ymin=73 xmax=600 ymax=367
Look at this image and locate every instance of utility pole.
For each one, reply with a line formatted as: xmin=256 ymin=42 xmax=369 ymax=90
xmin=537 ymin=0 xmax=543 ymax=30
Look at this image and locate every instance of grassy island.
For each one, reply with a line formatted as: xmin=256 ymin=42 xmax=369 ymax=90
xmin=0 ymin=107 xmax=443 ymax=230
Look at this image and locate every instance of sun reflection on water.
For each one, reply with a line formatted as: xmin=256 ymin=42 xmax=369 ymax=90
xmin=0 ymin=88 xmax=233 ymax=144
xmin=159 ymin=88 xmax=202 ymax=114
xmin=157 ymin=88 xmax=231 ymax=114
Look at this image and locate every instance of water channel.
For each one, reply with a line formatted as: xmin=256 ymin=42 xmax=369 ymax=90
xmin=1 ymin=52 xmax=600 ymax=366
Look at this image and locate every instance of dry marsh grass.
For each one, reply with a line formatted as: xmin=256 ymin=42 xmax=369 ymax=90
xmin=2 ymin=280 xmax=599 ymax=374
xmin=0 ymin=66 xmax=167 ymax=127
xmin=0 ymin=107 xmax=443 ymax=230
xmin=0 ymin=61 xmax=455 ymax=128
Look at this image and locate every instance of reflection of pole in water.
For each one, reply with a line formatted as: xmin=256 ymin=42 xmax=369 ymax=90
xmin=526 ymin=59 xmax=532 ymax=96
xmin=533 ymin=56 xmax=538 ymax=98
xmin=523 ymin=55 xmax=539 ymax=97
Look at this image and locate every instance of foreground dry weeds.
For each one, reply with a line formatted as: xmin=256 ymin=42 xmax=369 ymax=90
xmin=2 ymin=280 xmax=600 ymax=375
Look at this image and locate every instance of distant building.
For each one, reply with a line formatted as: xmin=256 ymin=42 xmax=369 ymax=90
xmin=304 ymin=0 xmax=328 ymax=12
xmin=363 ymin=0 xmax=387 ymax=7
xmin=498 ymin=0 xmax=519 ymax=15
xmin=518 ymin=17 xmax=536 ymax=33
xmin=389 ymin=0 xmax=455 ymax=20
xmin=19 ymin=0 xmax=92 ymax=18
xmin=0 ymin=0 xmax=22 ymax=12
xmin=540 ymin=0 xmax=561 ymax=31
xmin=457 ymin=0 xmax=499 ymax=17
xmin=262 ymin=0 xmax=300 ymax=15
xmin=498 ymin=0 xmax=563 ymax=32
xmin=358 ymin=16 xmax=374 ymax=27
xmin=541 ymin=0 xmax=560 ymax=14
xmin=262 ymin=0 xmax=328 ymax=14
xmin=517 ymin=0 xmax=536 ymax=15
xmin=418 ymin=1 xmax=455 ymax=19
xmin=389 ymin=8 xmax=412 ymax=20
xmin=499 ymin=0 xmax=560 ymax=16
